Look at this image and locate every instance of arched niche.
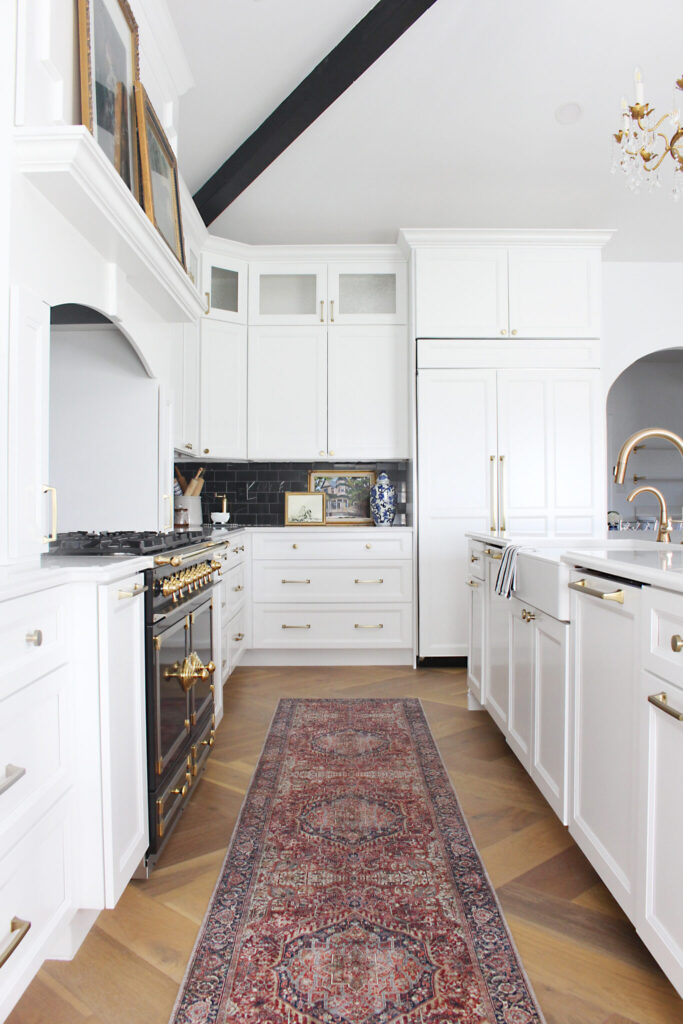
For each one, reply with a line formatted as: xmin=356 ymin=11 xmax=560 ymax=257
xmin=607 ymin=348 xmax=683 ymax=526
xmin=50 ymin=303 xmax=154 ymax=377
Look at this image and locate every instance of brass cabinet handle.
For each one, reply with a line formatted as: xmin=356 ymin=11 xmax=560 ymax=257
xmin=483 ymin=548 xmax=503 ymax=560
xmin=490 ymin=454 xmax=497 ymax=532
xmin=320 ymin=300 xmax=324 ymax=322
xmin=0 ymin=918 xmax=31 ymax=967
xmin=355 ymin=623 xmax=384 ymax=629
xmin=470 ymin=555 xmax=480 ymax=563
xmin=282 ymin=579 xmax=311 ymax=584
xmin=204 ymin=291 xmax=210 ymax=315
xmin=671 ymin=634 xmax=683 ymax=653
xmin=118 ymin=583 xmax=148 ymax=600
xmin=25 ymin=629 xmax=43 ymax=646
xmin=42 ymin=485 xmax=58 ymax=543
xmin=569 ymin=579 xmax=625 ymax=604
xmin=281 ymin=624 xmax=311 ymax=629
xmin=330 ymin=299 xmax=335 ymax=322
xmin=233 ymin=584 xmax=244 ymax=591
xmin=498 ymin=456 xmax=506 ymax=532
xmin=354 ymin=578 xmax=384 ymax=584
xmin=0 ymin=764 xmax=26 ymax=797
xmin=648 ymin=691 xmax=683 ymax=721
xmin=465 ymin=580 xmax=479 ymax=588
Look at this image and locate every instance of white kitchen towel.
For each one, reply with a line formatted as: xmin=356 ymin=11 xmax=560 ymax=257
xmin=495 ymin=544 xmax=522 ymax=598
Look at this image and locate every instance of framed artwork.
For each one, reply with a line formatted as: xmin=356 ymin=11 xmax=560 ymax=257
xmin=308 ymin=471 xmax=376 ymax=525
xmin=77 ymin=0 xmax=140 ymax=197
xmin=134 ymin=82 xmax=186 ymax=267
xmin=284 ymin=492 xmax=326 ymax=526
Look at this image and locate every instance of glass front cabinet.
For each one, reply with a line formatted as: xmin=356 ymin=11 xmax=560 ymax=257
xmin=200 ymin=250 xmax=248 ymax=324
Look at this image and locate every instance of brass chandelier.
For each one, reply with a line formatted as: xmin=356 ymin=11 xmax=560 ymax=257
xmin=612 ymin=67 xmax=683 ymax=198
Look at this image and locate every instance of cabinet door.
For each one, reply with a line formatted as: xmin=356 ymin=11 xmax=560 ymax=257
xmin=7 ymin=287 xmax=51 ymax=562
xmin=158 ymin=386 xmax=174 ymax=533
xmin=508 ymin=598 xmax=533 ymax=769
xmin=485 ymin=566 xmax=510 ymax=732
xmin=249 ymin=262 xmax=327 ymax=325
xmin=248 ymin=327 xmax=327 ymax=459
xmin=570 ymin=577 xmax=640 ymax=916
xmin=508 ymin=246 xmax=600 ymax=338
xmin=98 ymin=574 xmax=148 ymax=907
xmin=417 ymin=369 xmax=497 ymax=656
xmin=532 ymin=612 xmax=569 ymax=824
xmin=415 ymin=247 xmax=508 ymax=338
xmin=327 ymin=262 xmax=407 ymax=325
xmin=178 ymin=323 xmax=200 ymax=454
xmin=201 ymin=251 xmax=248 ymax=324
xmin=327 ymin=326 xmax=409 ymax=459
xmin=466 ymin=577 xmax=485 ymax=703
xmin=200 ymin=321 xmax=247 ymax=460
xmin=637 ymin=670 xmax=683 ymax=995
xmin=497 ymin=369 xmax=602 ymax=537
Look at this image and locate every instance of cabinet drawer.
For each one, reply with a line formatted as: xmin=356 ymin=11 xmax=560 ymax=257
xmin=0 ymin=797 xmax=72 ymax=1021
xmin=467 ymin=540 xmax=487 ymax=581
xmin=252 ymin=530 xmax=412 ymax=561
xmin=0 ymin=663 xmax=70 ymax=837
xmin=642 ymin=588 xmax=683 ymax=685
xmin=253 ymin=604 xmax=412 ymax=648
xmin=222 ymin=562 xmax=246 ymax=619
xmin=228 ymin=606 xmax=248 ymax=671
xmin=253 ymin=561 xmax=411 ymax=603
xmin=0 ymin=587 xmax=68 ymax=689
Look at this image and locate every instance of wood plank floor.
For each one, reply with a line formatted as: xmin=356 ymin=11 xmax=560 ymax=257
xmin=8 ymin=666 xmax=682 ymax=1024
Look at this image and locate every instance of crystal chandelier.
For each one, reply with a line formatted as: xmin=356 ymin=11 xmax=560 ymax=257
xmin=612 ymin=68 xmax=683 ymax=199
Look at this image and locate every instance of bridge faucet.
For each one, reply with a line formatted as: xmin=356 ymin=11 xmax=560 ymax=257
xmin=614 ymin=428 xmax=683 ymax=543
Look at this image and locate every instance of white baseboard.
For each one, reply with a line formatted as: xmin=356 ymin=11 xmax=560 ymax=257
xmin=241 ymin=648 xmax=415 ymax=667
xmin=46 ymin=908 xmax=100 ymax=961
xmin=467 ymin=690 xmax=483 ymax=711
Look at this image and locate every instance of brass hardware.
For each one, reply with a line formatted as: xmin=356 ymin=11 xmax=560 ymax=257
xmin=118 ymin=583 xmax=148 ymax=600
xmin=320 ymin=300 xmax=324 ymax=322
xmin=522 ymin=609 xmax=536 ymax=622
xmin=522 ymin=609 xmax=527 ymax=621
xmin=511 ymin=329 xmax=518 ymax=336
xmin=483 ymin=548 xmax=503 ymax=560
xmin=281 ymin=579 xmax=311 ymax=584
xmin=42 ymin=485 xmax=58 ymax=543
xmin=354 ymin=623 xmax=384 ymax=629
xmin=184 ymin=718 xmax=191 ymax=732
xmin=628 ymin=484 xmax=672 ymax=543
xmin=330 ymin=299 xmax=335 ymax=322
xmin=329 ymin=450 xmax=335 ymax=456
xmin=614 ymin=429 xmax=683 ymax=490
xmin=191 ymin=711 xmax=196 ymax=726
xmin=569 ymin=579 xmax=625 ymax=604
xmin=190 ymin=612 xmax=196 ymax=624
xmin=0 ymin=764 xmax=26 ymax=797
xmin=354 ymin=578 xmax=384 ymax=584
xmin=185 ymin=443 xmax=193 ymax=449
xmin=281 ymin=624 xmax=311 ymax=629
xmin=465 ymin=580 xmax=479 ymax=588
xmin=24 ymin=630 xmax=43 ymax=646
xmin=209 ymin=683 xmax=215 ymax=693
xmin=165 ymin=652 xmax=210 ymax=692
xmin=0 ymin=918 xmax=31 ymax=967
xmin=671 ymin=634 xmax=683 ymax=653
xmin=154 ymin=542 xmax=222 ymax=567
xmin=365 ymin=543 xmax=372 ymax=549
xmin=156 ymin=758 xmax=163 ymax=776
xmin=211 ymin=559 xmax=222 ymax=570
xmin=490 ymin=455 xmax=497 ymax=532
xmin=154 ymin=554 xmax=182 ymax=567
xmin=190 ymin=745 xmax=199 ymax=775
xmin=500 ymin=329 xmax=507 ymax=336
xmin=319 ymin=450 xmax=326 ymax=456
xmin=170 ymin=772 xmax=192 ymax=798
xmin=648 ymin=691 xmax=683 ymax=721
xmin=233 ymin=584 xmax=244 ymax=591
xmin=204 ymin=291 xmax=210 ymax=315
xmin=470 ymin=555 xmax=480 ymax=563
xmin=157 ymin=813 xmax=165 ymax=838
xmin=292 ymin=543 xmax=298 ymax=549
xmin=204 ymin=448 xmax=210 ymax=454
xmin=232 ymin=632 xmax=245 ymax=641
xmin=498 ymin=456 xmax=506 ymax=531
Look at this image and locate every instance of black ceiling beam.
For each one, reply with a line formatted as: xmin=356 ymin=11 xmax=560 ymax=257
xmin=193 ymin=0 xmax=440 ymax=225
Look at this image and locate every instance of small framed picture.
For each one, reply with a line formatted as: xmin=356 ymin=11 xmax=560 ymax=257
xmin=134 ymin=82 xmax=186 ymax=267
xmin=77 ymin=0 xmax=140 ymax=197
xmin=284 ymin=491 xmax=326 ymax=526
xmin=308 ymin=470 xmax=375 ymax=525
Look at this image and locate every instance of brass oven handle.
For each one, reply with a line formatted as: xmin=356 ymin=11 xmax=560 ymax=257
xmin=648 ymin=691 xmax=683 ymax=721
xmin=154 ymin=542 xmax=224 ymax=566
xmin=569 ymin=579 xmax=625 ymax=604
xmin=281 ymin=579 xmax=311 ymax=584
xmin=0 ymin=764 xmax=26 ymax=797
xmin=281 ymin=624 xmax=310 ymax=629
xmin=354 ymin=623 xmax=384 ymax=629
xmin=355 ymin=578 xmax=384 ymax=584
xmin=0 ymin=918 xmax=31 ymax=968
xmin=42 ymin=485 xmax=57 ymax=543
xmin=118 ymin=583 xmax=148 ymax=600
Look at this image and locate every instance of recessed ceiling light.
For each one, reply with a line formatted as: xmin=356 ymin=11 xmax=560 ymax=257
xmin=555 ymin=102 xmax=583 ymax=125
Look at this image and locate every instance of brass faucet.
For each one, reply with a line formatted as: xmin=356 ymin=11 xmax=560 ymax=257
xmin=614 ymin=428 xmax=683 ymax=543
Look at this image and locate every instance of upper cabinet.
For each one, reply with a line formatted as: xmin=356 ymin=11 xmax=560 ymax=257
xmin=414 ymin=242 xmax=602 ymax=339
xmin=249 ymin=261 xmax=407 ymax=326
xmin=201 ymin=250 xmax=248 ymax=324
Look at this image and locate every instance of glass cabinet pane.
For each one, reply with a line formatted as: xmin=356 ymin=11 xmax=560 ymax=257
xmin=211 ymin=267 xmax=239 ymax=313
xmin=338 ymin=273 xmax=396 ymax=315
xmin=259 ymin=274 xmax=317 ymax=316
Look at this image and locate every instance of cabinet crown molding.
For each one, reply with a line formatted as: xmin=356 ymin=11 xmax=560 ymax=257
xmin=204 ymin=239 xmax=404 ymax=263
xmin=398 ymin=228 xmax=616 ymax=252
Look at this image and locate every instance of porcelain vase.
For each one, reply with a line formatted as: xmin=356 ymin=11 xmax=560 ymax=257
xmin=370 ymin=472 xmax=396 ymax=527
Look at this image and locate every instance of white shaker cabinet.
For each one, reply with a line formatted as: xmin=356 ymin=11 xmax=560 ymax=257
xmin=484 ymin=553 xmax=510 ymax=732
xmin=465 ymin=575 xmax=486 ymax=704
xmin=507 ymin=247 xmax=600 ymax=339
xmin=508 ymin=598 xmax=534 ymax=769
xmin=201 ymin=250 xmax=248 ymax=324
xmin=415 ymin=247 xmax=508 ymax=338
xmin=326 ymin=262 xmax=407 ymax=326
xmin=249 ymin=263 xmax=327 ymax=326
xmin=97 ymin=574 xmax=148 ymax=907
xmin=200 ymin=320 xmax=248 ymax=460
xmin=531 ymin=609 xmax=569 ymax=823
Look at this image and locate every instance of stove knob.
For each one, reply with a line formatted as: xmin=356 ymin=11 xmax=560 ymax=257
xmin=210 ymin=560 xmax=221 ymax=570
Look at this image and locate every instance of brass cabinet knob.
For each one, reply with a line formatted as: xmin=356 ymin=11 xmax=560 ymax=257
xmin=500 ymin=329 xmax=507 ymax=336
xmin=319 ymin=450 xmax=326 ymax=456
xmin=292 ymin=543 xmax=298 ymax=549
xmin=671 ymin=634 xmax=683 ymax=653
xmin=203 ymin=448 xmax=210 ymax=454
xmin=365 ymin=543 xmax=372 ymax=549
xmin=185 ymin=443 xmax=193 ymax=449
xmin=511 ymin=329 xmax=518 ymax=335
xmin=25 ymin=630 xmax=43 ymax=646
xmin=328 ymin=450 xmax=335 ymax=456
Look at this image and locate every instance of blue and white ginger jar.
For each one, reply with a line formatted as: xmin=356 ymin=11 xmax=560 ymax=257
xmin=370 ymin=472 xmax=396 ymax=527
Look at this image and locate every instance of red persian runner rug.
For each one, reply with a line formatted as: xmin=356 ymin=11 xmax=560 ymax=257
xmin=170 ymin=698 xmax=545 ymax=1024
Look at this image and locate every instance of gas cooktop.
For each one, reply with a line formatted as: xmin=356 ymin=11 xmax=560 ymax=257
xmin=49 ymin=529 xmax=213 ymax=556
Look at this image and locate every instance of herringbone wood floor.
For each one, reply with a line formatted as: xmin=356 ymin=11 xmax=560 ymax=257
xmin=8 ymin=666 xmax=682 ymax=1024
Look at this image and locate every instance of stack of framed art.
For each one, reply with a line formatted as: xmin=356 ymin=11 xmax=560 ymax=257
xmin=284 ymin=471 xmax=376 ymax=526
xmin=77 ymin=0 xmax=186 ymax=268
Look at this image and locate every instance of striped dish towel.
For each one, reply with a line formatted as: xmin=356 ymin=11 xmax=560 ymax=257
xmin=495 ymin=544 xmax=522 ymax=598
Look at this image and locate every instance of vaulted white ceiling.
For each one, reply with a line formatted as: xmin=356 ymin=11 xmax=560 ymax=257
xmin=167 ymin=0 xmax=683 ymax=260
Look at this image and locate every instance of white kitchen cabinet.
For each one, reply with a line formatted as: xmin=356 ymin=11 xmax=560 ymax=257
xmin=200 ymin=320 xmax=247 ymax=459
xmin=466 ymin=576 xmax=486 ymax=703
xmin=158 ymin=387 xmax=174 ymax=533
xmin=415 ymin=245 xmax=599 ymax=339
xmin=201 ymin=250 xmax=248 ymax=324
xmin=484 ymin=555 xmax=510 ymax=732
xmin=418 ymin=369 xmax=497 ymax=657
xmin=249 ymin=262 xmax=327 ymax=326
xmin=508 ymin=598 xmax=533 ymax=769
xmin=97 ymin=574 xmax=148 ymax=908
xmin=175 ymin=323 xmax=200 ymax=455
xmin=531 ymin=609 xmax=569 ymax=823
xmin=327 ymin=261 xmax=406 ymax=325
xmin=6 ymin=286 xmax=53 ymax=563
xmin=327 ymin=326 xmax=409 ymax=459
xmin=569 ymin=572 xmax=641 ymax=916
xmin=248 ymin=326 xmax=327 ymax=459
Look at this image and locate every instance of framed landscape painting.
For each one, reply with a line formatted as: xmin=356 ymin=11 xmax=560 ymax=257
xmin=308 ymin=470 xmax=375 ymax=525
xmin=284 ymin=492 xmax=326 ymax=526
xmin=77 ymin=0 xmax=140 ymax=197
xmin=134 ymin=82 xmax=186 ymax=267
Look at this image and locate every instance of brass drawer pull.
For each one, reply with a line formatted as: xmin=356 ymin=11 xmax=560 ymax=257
xmin=281 ymin=624 xmax=311 ymax=629
xmin=0 ymin=917 xmax=31 ymax=968
xmin=232 ymin=632 xmax=245 ymax=642
xmin=281 ymin=579 xmax=311 ymax=584
xmin=569 ymin=579 xmax=625 ymax=604
xmin=118 ymin=583 xmax=148 ymax=600
xmin=522 ymin=609 xmax=536 ymax=622
xmin=465 ymin=580 xmax=479 ymax=588
xmin=671 ymin=634 xmax=683 ymax=653
xmin=355 ymin=578 xmax=383 ymax=584
xmin=232 ymin=584 xmax=244 ymax=591
xmin=470 ymin=555 xmax=480 ymax=563
xmin=648 ymin=691 xmax=683 ymax=721
xmin=483 ymin=548 xmax=503 ymax=560
xmin=0 ymin=764 xmax=26 ymax=797
xmin=42 ymin=485 xmax=58 ymax=543
xmin=354 ymin=623 xmax=383 ymax=629
xmin=25 ymin=630 xmax=43 ymax=646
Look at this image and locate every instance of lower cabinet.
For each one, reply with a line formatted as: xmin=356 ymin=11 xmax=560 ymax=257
xmin=465 ymin=575 xmax=485 ymax=703
xmin=484 ymin=561 xmax=510 ymax=732
xmin=530 ymin=610 xmax=569 ymax=823
xmin=508 ymin=598 xmax=534 ymax=769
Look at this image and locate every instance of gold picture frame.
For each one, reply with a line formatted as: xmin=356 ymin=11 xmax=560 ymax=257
xmin=284 ymin=492 xmax=326 ymax=526
xmin=77 ymin=0 xmax=140 ymax=197
xmin=308 ymin=470 xmax=375 ymax=525
xmin=134 ymin=82 xmax=186 ymax=268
